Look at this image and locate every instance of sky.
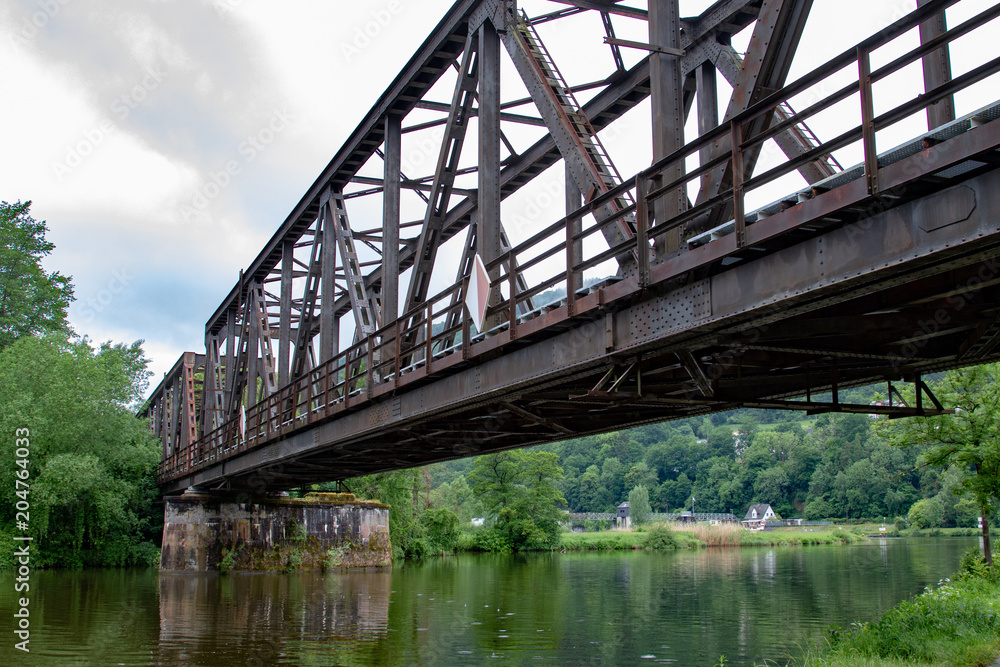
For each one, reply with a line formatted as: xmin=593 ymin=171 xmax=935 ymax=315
xmin=2 ymin=0 xmax=997 ymax=396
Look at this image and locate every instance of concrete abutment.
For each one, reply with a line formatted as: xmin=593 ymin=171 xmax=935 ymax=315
xmin=160 ymin=491 xmax=391 ymax=572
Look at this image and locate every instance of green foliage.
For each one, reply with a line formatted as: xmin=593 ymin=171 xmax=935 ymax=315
xmin=0 ymin=201 xmax=74 ymax=349
xmin=819 ymin=568 xmax=1000 ymax=666
xmin=419 ymin=507 xmax=459 ymax=553
xmin=467 ymin=450 xmax=566 ymax=551
xmin=583 ymin=518 xmax=611 ymax=532
xmin=628 ymin=484 xmax=651 ymax=526
xmin=428 ymin=475 xmax=482 ymax=525
xmin=879 ymin=364 xmax=1000 ymax=561
xmin=220 ymin=546 xmax=239 ymax=575
xmin=907 ymin=498 xmax=944 ymax=529
xmin=957 ymin=547 xmax=991 ymax=581
xmin=559 ymin=530 xmax=643 ymax=551
xmin=469 ymin=526 xmax=513 ymax=553
xmin=641 ymin=523 xmax=678 ymax=550
xmin=0 ymin=336 xmax=161 ymax=568
xmin=343 ymin=468 xmax=428 ymax=560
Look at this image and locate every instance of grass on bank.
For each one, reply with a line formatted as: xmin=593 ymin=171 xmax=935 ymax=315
xmin=800 ymin=550 xmax=1000 ymax=667
xmin=555 ymin=522 xmax=863 ymax=551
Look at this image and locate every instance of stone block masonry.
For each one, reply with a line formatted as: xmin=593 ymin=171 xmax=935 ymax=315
xmin=160 ymin=491 xmax=391 ymax=572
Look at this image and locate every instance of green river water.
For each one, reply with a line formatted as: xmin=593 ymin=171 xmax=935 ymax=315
xmin=0 ymin=537 xmax=982 ymax=666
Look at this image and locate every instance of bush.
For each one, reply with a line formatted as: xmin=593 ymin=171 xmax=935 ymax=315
xmin=957 ymin=547 xmax=991 ymax=581
xmin=642 ymin=523 xmax=678 ymax=550
xmin=908 ymin=498 xmax=944 ymax=529
xmin=821 ymin=570 xmax=1000 ymax=665
xmin=420 ymin=507 xmax=459 ymax=553
xmin=472 ymin=527 xmax=513 ymax=553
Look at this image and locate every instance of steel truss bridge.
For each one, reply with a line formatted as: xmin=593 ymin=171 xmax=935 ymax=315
xmin=147 ymin=0 xmax=1000 ymax=494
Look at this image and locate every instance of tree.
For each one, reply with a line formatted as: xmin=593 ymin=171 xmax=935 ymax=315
xmin=0 ymin=201 xmax=74 ymax=349
xmin=467 ymin=449 xmax=566 ymax=550
xmin=908 ymin=498 xmax=944 ymax=529
xmin=628 ymin=485 xmax=651 ymax=526
xmin=419 ymin=508 xmax=459 ymax=553
xmin=879 ymin=363 xmax=1000 ymax=565
xmin=624 ymin=461 xmax=657 ymax=492
xmin=0 ymin=336 xmax=160 ymax=567
xmin=348 ymin=468 xmax=428 ymax=559
xmin=429 ymin=475 xmax=482 ymax=524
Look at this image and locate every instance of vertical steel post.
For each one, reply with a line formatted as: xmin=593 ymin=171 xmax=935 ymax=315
xmin=382 ymin=113 xmax=402 ymax=325
xmin=649 ymin=0 xmax=685 ymax=259
xmin=320 ymin=191 xmax=339 ymax=363
xmin=696 ymin=61 xmax=719 ymax=180
xmin=731 ymin=121 xmax=746 ymax=248
xmin=917 ymin=0 xmax=955 ymax=130
xmin=566 ymin=161 xmax=583 ymax=305
xmin=858 ymin=47 xmax=879 ymax=196
xmin=635 ymin=175 xmax=650 ymax=287
xmin=478 ymin=19 xmax=502 ymax=330
xmin=279 ymin=239 xmax=293 ymax=386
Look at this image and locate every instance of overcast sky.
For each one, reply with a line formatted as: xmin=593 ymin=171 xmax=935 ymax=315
xmin=2 ymin=0 xmax=996 ymax=395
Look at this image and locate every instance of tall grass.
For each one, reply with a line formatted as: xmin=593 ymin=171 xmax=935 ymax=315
xmin=686 ymin=522 xmax=743 ymax=546
xmin=803 ymin=550 xmax=1000 ymax=667
xmin=665 ymin=522 xmax=861 ymax=547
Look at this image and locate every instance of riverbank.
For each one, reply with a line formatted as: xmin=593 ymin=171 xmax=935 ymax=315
xmin=557 ymin=522 xmax=864 ymax=551
xmin=802 ymin=551 xmax=1000 ymax=667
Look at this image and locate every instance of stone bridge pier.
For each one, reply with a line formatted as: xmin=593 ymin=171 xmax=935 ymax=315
xmin=160 ymin=491 xmax=391 ymax=572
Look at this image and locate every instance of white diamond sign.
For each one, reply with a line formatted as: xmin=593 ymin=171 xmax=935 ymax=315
xmin=465 ymin=253 xmax=490 ymax=333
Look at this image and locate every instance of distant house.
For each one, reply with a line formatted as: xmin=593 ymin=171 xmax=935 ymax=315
xmin=616 ymin=501 xmax=630 ymax=529
xmin=742 ymin=504 xmax=776 ymax=530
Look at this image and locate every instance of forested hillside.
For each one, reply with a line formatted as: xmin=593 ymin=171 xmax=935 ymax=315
xmin=424 ymin=384 xmax=983 ymax=528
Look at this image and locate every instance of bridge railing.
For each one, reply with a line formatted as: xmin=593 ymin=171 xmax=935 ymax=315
xmin=157 ymin=0 xmax=1000 ymax=484
xmin=489 ymin=0 xmax=1000 ymax=330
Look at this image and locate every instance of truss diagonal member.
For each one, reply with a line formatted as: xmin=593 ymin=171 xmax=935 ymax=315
xmin=225 ymin=276 xmax=253 ymax=419
xmin=250 ymin=282 xmax=278 ymax=400
xmin=330 ymin=190 xmax=378 ymax=335
xmin=500 ymin=401 xmax=575 ymax=435
xmin=677 ymin=350 xmax=714 ymax=397
xmin=403 ymin=31 xmax=481 ymax=317
xmin=915 ymin=377 xmax=945 ymax=412
xmin=501 ymin=7 xmax=637 ymax=269
xmin=692 ymin=0 xmax=815 ymax=233
xmin=201 ymin=333 xmax=225 ymax=436
xmin=709 ymin=43 xmax=840 ymax=184
xmin=290 ymin=212 xmax=325 ymax=382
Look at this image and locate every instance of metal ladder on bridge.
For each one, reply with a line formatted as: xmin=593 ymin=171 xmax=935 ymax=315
xmin=511 ymin=10 xmax=636 ymax=234
xmin=775 ymin=101 xmax=843 ymax=176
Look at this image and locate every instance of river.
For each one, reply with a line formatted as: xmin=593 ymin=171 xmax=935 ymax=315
xmin=1 ymin=537 xmax=981 ymax=665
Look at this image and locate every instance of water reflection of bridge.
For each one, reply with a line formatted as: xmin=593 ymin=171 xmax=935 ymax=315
xmin=144 ymin=0 xmax=1000 ymax=494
